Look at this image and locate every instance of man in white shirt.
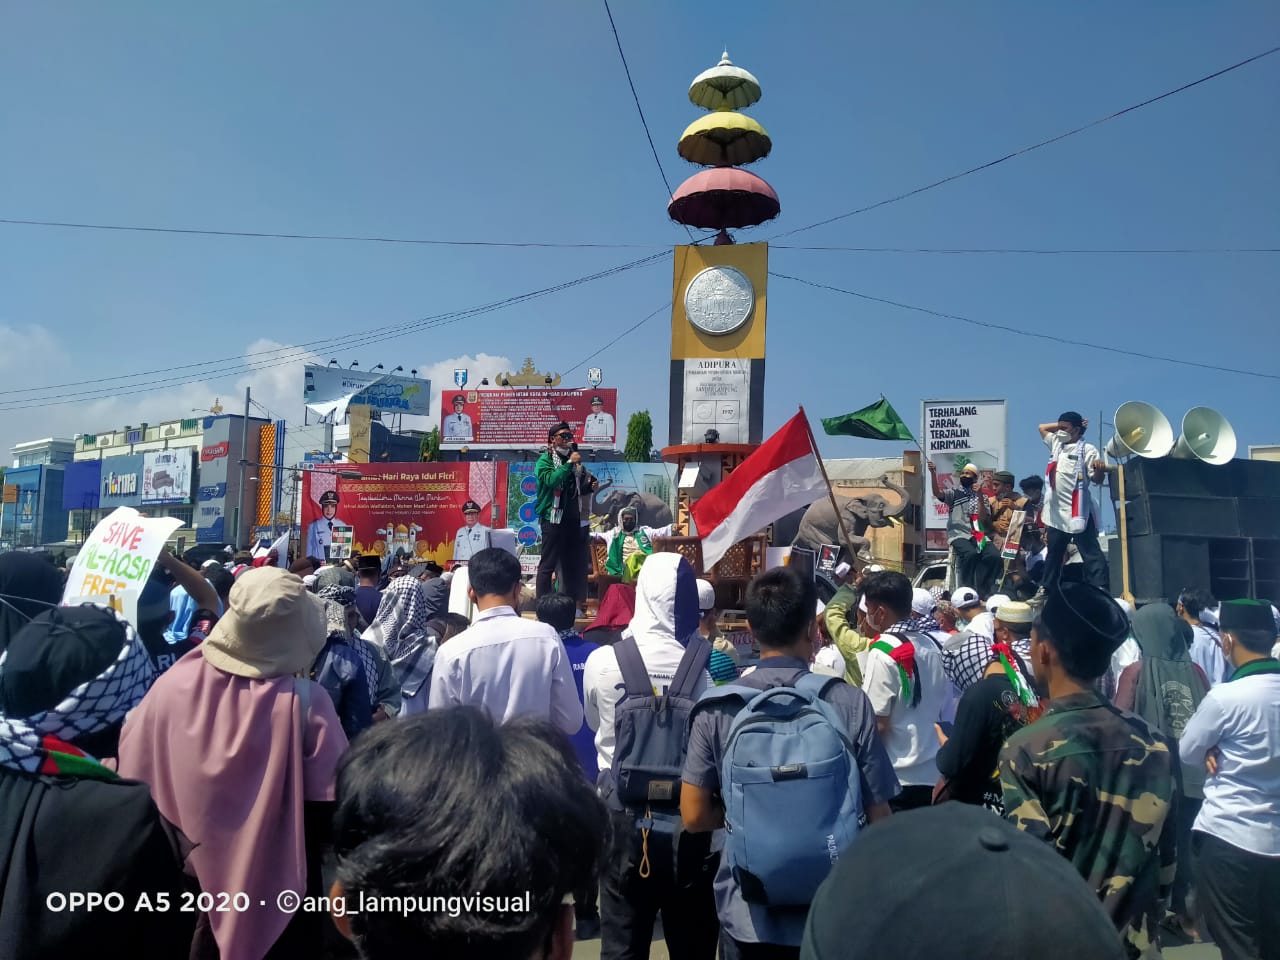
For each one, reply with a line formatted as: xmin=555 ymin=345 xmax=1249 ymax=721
xmin=860 ymin=569 xmax=949 ymax=810
xmin=1179 ymin=599 xmax=1280 ymax=960
xmin=582 ymin=396 xmax=614 ymax=443
xmin=1178 ymin=587 xmax=1230 ymax=687
xmin=452 ymin=499 xmax=491 ymax=565
xmin=1036 ymin=411 xmax=1108 ymax=594
xmin=582 ymin=552 xmax=717 ymax=960
xmin=443 ymin=395 xmax=473 ymax=442
xmin=427 ymin=548 xmax=581 ymax=734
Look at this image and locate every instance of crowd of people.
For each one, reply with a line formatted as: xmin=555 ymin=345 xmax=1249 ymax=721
xmin=928 ymin=410 xmax=1112 ymax=601
xmin=0 ymin=413 xmax=1276 ymax=960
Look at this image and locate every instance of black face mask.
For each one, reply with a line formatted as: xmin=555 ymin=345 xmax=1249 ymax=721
xmin=622 ymin=519 xmax=637 ymax=532
xmin=960 ymin=476 xmax=976 ymax=488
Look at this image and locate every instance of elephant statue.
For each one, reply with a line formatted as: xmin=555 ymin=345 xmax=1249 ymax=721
xmin=792 ymin=474 xmax=911 ymax=561
xmin=592 ymin=480 xmax=674 ymax=531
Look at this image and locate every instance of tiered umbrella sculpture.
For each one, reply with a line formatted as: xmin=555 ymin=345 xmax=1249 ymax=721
xmin=669 ymin=52 xmax=779 ymax=244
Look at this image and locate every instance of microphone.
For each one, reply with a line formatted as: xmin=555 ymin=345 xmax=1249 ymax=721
xmin=570 ymin=443 xmax=583 ymax=475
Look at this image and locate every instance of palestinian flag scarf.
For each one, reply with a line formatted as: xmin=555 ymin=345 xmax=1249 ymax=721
xmin=870 ymin=633 xmax=921 ymax=707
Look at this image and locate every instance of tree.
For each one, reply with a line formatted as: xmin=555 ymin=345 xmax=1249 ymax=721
xmin=624 ymin=411 xmax=654 ymax=462
xmin=419 ymin=426 xmax=441 ymax=462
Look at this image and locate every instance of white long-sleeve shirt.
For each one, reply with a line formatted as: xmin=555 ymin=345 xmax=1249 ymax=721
xmin=1189 ymin=624 xmax=1229 ymax=687
xmin=1180 ymin=668 xmax=1280 ymax=857
xmin=428 ymin=606 xmax=582 ymax=734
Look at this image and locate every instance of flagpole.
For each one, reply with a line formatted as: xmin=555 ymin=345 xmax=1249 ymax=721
xmin=799 ymin=406 xmax=857 ymax=562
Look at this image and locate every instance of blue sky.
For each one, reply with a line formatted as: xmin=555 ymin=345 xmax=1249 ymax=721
xmin=1 ymin=2 xmax=1276 ymax=515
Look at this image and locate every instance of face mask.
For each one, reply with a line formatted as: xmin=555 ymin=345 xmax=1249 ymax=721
xmin=1055 ymin=430 xmax=1071 ymax=442
xmin=960 ymin=475 xmax=976 ymax=487
xmin=554 ymin=443 xmax=571 ymax=456
xmin=622 ymin=518 xmax=636 ymax=532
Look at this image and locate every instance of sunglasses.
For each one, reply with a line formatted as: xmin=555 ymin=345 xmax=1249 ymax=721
xmin=554 ymin=432 xmax=574 ymax=441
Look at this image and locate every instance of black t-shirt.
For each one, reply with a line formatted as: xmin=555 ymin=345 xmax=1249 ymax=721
xmin=935 ymin=674 xmax=1026 ymax=809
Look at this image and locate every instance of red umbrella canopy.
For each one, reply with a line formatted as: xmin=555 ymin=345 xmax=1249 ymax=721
xmin=668 ymin=167 xmax=780 ymax=230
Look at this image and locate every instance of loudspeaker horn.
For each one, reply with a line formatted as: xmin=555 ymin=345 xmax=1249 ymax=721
xmin=1172 ymin=407 xmax=1237 ymax=465
xmin=1105 ymin=401 xmax=1174 ymax=461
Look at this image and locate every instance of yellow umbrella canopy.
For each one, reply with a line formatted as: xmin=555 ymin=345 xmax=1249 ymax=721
xmin=678 ymin=111 xmax=771 ymax=167
xmin=688 ymin=51 xmax=761 ymax=111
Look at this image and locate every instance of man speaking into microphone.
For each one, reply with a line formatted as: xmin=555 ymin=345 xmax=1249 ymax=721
xmin=535 ymin=421 xmax=598 ymax=607
xmin=1037 ymin=411 xmax=1108 ymax=594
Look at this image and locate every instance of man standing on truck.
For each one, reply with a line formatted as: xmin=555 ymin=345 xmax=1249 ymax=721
xmin=1036 ymin=412 xmax=1108 ymax=595
xmin=928 ymin=461 xmax=999 ymax=598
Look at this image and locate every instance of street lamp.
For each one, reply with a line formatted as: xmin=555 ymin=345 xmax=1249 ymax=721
xmin=372 ymin=364 xmax=384 ymax=372
xmin=348 ymin=361 xmax=359 ymax=369
xmin=328 ymin=359 xmax=339 ymax=367
xmin=391 ymin=366 xmax=403 ymax=374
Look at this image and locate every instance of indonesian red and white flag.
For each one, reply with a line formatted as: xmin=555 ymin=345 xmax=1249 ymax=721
xmin=693 ymin=411 xmax=827 ymax=569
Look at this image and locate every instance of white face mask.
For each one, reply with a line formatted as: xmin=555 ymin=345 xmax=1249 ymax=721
xmin=554 ymin=443 xmax=571 ymax=457
xmin=1055 ymin=430 xmax=1071 ymax=442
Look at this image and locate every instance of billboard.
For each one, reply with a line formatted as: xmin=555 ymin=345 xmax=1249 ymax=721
xmin=100 ymin=454 xmax=146 ymax=509
xmin=142 ymin=450 xmax=194 ymax=505
xmin=505 ymin=460 xmax=677 ymax=561
xmin=303 ymin=365 xmax=432 ymax=418
xmin=921 ymin=400 xmax=1009 ymax=552
xmin=194 ymin=415 xmax=267 ymax=545
xmin=440 ymin=388 xmax=618 ymax=450
xmin=301 ymin=462 xmax=509 ymax=567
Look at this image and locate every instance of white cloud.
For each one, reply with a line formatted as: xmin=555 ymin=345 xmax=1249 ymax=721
xmin=415 ymin=353 xmax=515 ymax=430
xmin=0 ymin=340 xmax=518 ymax=463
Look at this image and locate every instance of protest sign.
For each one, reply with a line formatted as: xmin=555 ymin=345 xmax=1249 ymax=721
xmin=63 ymin=507 xmax=181 ymax=625
xmin=817 ymin=544 xmax=840 ymax=576
xmin=921 ymin=399 xmax=1008 ymax=551
xmin=1001 ymin=509 xmax=1027 ymax=561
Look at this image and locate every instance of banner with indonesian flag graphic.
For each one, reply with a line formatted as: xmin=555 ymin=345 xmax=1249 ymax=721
xmin=692 ymin=411 xmax=827 ymax=569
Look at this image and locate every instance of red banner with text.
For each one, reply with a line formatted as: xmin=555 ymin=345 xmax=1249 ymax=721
xmin=301 ymin=462 xmax=508 ymax=567
xmin=439 ymin=388 xmax=618 ymax=450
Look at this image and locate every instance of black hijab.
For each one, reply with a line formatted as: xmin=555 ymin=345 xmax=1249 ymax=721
xmin=0 ymin=553 xmax=63 ymax=656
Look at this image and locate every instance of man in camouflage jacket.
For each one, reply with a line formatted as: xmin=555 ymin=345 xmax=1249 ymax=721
xmin=1001 ymin=583 xmax=1177 ymax=960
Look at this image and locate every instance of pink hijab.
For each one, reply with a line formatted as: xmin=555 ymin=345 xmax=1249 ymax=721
xmin=118 ymin=648 xmax=347 ymax=958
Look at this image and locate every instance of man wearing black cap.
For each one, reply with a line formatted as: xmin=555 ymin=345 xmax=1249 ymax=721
xmin=443 ymin=394 xmax=473 ymax=442
xmin=535 ymin=422 xmax=597 ymax=604
xmin=800 ymin=804 xmax=1127 ymax=960
xmin=1000 ymin=583 xmax=1176 ymax=958
xmin=987 ymin=470 xmax=1024 ymax=554
xmin=305 ymin=489 xmax=347 ymax=561
xmin=1179 ymin=599 xmax=1280 ymax=960
xmin=1036 ymin=412 xmax=1108 ymax=594
xmin=583 ymin=396 xmax=614 ymax=443
xmin=353 ymin=554 xmax=383 ymax=628
xmin=452 ymin=499 xmax=491 ymax=565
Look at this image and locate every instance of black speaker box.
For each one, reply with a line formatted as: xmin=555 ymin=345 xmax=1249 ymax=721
xmin=1117 ymin=534 xmax=1280 ymax=606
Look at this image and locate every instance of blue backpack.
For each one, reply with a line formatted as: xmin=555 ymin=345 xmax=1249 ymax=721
xmin=609 ymin=634 xmax=712 ymax=820
xmin=695 ymin=674 xmax=863 ymax=906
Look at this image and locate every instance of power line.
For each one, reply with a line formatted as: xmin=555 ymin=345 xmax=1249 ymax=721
xmin=771 ymin=269 xmax=1280 ymax=382
xmin=0 ymin=252 xmax=672 ymax=408
xmin=564 ymin=301 xmax=671 ymax=376
xmin=600 ymin=0 xmax=697 ymax=244
xmin=773 ymin=245 xmax=1280 ymax=255
xmin=0 ymin=217 xmax=669 ymax=249
xmin=772 ymin=44 xmax=1280 ymax=240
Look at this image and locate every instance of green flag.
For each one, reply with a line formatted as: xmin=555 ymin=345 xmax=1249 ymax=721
xmin=822 ymin=398 xmax=916 ymax=441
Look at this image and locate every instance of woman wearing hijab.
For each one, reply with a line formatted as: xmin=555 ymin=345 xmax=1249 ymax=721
xmin=0 ymin=551 xmax=64 ymax=655
xmin=118 ymin=567 xmax=349 ymax=960
xmin=582 ymin=582 xmax=636 ymax=647
xmin=312 ymin=585 xmax=374 ymax=740
xmin=0 ymin=604 xmax=194 ymax=957
xmin=362 ymin=575 xmax=438 ymax=716
xmin=1114 ymin=603 xmax=1210 ymax=940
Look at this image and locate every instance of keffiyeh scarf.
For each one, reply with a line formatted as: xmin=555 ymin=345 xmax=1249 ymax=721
xmin=362 ymin=577 xmax=438 ymax=698
xmin=319 ymin=584 xmax=380 ymax=705
xmin=0 ymin=608 xmax=154 ymax=780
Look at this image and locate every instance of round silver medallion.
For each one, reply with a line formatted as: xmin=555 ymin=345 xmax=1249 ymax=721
xmin=684 ymin=266 xmax=754 ymax=336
